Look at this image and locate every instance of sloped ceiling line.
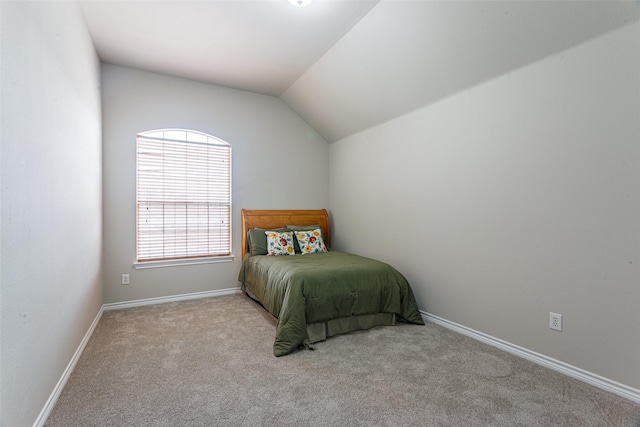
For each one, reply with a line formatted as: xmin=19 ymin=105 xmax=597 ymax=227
xmin=80 ymin=0 xmax=640 ymax=143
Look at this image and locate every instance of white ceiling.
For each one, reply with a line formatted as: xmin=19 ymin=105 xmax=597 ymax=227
xmin=80 ymin=0 xmax=640 ymax=142
xmin=79 ymin=0 xmax=379 ymax=96
xmin=282 ymin=1 xmax=640 ymax=142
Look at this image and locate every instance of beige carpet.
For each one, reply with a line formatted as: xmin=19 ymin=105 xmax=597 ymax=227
xmin=45 ymin=295 xmax=639 ymax=426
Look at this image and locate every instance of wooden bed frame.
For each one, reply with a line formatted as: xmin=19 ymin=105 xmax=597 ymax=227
xmin=241 ymin=209 xmax=331 ymax=259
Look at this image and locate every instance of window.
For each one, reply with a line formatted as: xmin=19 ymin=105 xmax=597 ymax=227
xmin=136 ymin=129 xmax=231 ymax=264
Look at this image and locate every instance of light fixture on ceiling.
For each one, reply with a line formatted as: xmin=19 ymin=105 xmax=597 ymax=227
xmin=288 ymin=0 xmax=312 ymax=7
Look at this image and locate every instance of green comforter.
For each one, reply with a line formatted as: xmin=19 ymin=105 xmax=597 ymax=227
xmin=238 ymin=250 xmax=424 ymax=356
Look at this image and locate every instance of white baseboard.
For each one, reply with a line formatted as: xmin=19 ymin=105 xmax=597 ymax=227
xmin=421 ymin=311 xmax=640 ymax=404
xmin=35 ymin=287 xmax=241 ymax=427
xmin=33 ymin=306 xmax=104 ymax=427
xmin=102 ymin=287 xmax=242 ymax=311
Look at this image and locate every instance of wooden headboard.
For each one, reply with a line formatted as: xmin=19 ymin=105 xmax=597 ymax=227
xmin=241 ymin=209 xmax=331 ymax=259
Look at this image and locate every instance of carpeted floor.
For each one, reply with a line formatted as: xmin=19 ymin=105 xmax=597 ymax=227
xmin=45 ymin=294 xmax=639 ymax=426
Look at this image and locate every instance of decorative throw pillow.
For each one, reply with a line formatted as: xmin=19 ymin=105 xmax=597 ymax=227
xmin=294 ymin=229 xmax=327 ymax=254
xmin=287 ymin=224 xmax=321 ymax=253
xmin=265 ymin=231 xmax=295 ymax=256
xmin=248 ymin=227 xmax=289 ymax=256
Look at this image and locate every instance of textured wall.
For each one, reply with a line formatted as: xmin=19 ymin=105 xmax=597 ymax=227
xmin=101 ymin=64 xmax=329 ymax=304
xmin=329 ymin=22 xmax=640 ymax=390
xmin=0 ymin=2 xmax=103 ymax=425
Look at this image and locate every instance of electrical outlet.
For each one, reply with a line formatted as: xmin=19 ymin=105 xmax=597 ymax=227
xmin=121 ymin=274 xmax=130 ymax=285
xmin=549 ymin=312 xmax=563 ymax=332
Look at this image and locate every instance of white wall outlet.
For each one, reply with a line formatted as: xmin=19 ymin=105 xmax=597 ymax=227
xmin=549 ymin=312 xmax=563 ymax=331
xmin=121 ymin=273 xmax=130 ymax=285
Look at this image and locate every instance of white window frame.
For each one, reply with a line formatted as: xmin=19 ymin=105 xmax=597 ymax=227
xmin=134 ymin=129 xmax=233 ymax=269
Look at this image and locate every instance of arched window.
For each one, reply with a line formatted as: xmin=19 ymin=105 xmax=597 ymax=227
xmin=136 ymin=129 xmax=231 ymax=263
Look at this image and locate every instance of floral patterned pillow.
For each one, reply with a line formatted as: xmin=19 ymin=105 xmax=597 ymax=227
xmin=295 ymin=229 xmax=328 ymax=254
xmin=265 ymin=231 xmax=295 ymax=256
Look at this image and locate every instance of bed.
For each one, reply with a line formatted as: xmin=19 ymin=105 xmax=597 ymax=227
xmin=238 ymin=209 xmax=424 ymax=356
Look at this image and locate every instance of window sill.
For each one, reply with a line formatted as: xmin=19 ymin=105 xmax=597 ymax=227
xmin=133 ymin=255 xmax=235 ymax=270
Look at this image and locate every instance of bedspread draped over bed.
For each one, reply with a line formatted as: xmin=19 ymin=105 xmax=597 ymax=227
xmin=239 ymin=250 xmax=424 ymax=356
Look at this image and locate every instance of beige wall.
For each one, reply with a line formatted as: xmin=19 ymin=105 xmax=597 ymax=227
xmin=101 ymin=64 xmax=329 ymax=304
xmin=0 ymin=2 xmax=103 ymax=426
xmin=329 ymin=22 xmax=640 ymax=390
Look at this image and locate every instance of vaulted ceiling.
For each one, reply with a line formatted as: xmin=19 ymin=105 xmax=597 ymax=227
xmin=80 ymin=0 xmax=640 ymax=142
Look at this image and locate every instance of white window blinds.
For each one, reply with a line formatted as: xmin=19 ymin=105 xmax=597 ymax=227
xmin=136 ymin=129 xmax=231 ymax=262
